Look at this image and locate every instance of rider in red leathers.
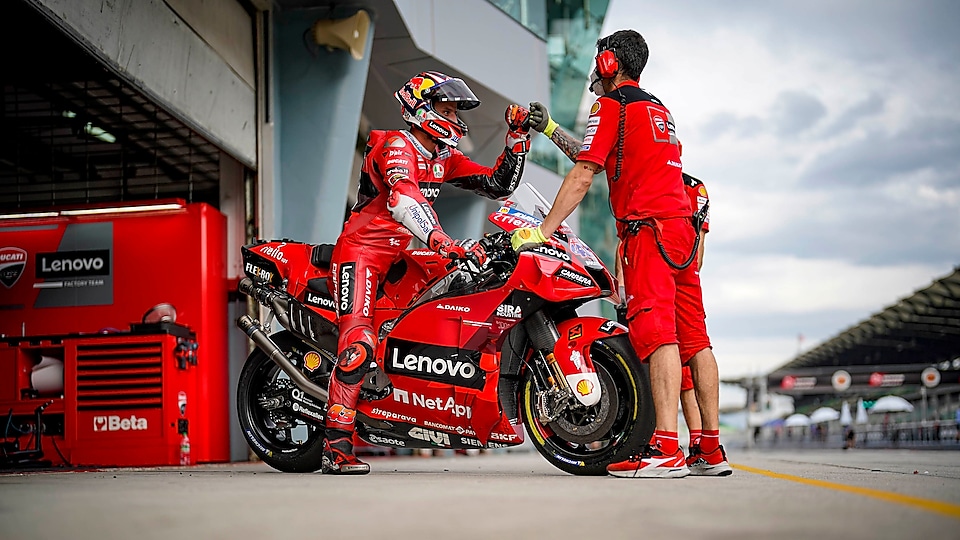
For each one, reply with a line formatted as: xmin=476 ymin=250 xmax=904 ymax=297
xmin=323 ymin=71 xmax=531 ymax=474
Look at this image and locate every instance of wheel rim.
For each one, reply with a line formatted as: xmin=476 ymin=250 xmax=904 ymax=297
xmin=526 ymin=345 xmax=637 ymax=461
xmin=244 ymin=348 xmax=331 ymax=455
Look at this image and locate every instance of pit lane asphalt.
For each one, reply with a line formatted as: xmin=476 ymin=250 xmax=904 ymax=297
xmin=2 ymin=448 xmax=958 ymax=539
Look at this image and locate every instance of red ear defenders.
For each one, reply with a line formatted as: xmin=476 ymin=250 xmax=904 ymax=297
xmin=595 ymin=49 xmax=619 ymax=79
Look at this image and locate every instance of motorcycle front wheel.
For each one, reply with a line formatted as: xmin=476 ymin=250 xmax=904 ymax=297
xmin=236 ymin=331 xmax=335 ymax=473
xmin=520 ymin=334 xmax=654 ymax=476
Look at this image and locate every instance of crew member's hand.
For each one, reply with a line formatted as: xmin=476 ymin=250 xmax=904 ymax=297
xmin=505 ymin=104 xmax=531 ymax=154
xmin=429 ymin=230 xmax=487 ymax=265
xmin=528 ymin=102 xmax=559 ymax=137
xmin=511 ymin=226 xmax=548 ymax=252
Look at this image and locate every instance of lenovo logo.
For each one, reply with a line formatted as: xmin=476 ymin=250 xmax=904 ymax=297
xmin=37 ymin=249 xmax=110 ymax=279
xmin=93 ymin=415 xmax=148 ymax=432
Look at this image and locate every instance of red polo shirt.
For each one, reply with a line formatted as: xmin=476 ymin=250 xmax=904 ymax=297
xmin=577 ymin=81 xmax=690 ymax=228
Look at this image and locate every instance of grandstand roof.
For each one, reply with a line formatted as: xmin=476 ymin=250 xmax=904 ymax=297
xmin=766 ymin=266 xmax=960 ymax=394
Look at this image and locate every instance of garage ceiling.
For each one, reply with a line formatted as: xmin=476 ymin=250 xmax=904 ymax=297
xmin=0 ymin=1 xmax=222 ymax=211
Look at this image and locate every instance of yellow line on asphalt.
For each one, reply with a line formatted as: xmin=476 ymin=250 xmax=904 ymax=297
xmin=733 ymin=463 xmax=960 ymax=520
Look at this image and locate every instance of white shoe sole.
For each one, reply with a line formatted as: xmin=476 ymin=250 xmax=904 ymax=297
xmin=609 ymin=465 xmax=690 ymax=478
xmin=689 ymin=463 xmax=733 ymax=476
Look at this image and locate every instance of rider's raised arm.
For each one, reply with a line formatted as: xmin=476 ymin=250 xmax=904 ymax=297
xmin=443 ymin=104 xmax=531 ymax=200
xmin=443 ymin=147 xmax=526 ymax=200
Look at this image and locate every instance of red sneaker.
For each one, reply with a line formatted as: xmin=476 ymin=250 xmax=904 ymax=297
xmin=607 ymin=445 xmax=690 ymax=478
xmin=686 ymin=444 xmax=733 ymax=476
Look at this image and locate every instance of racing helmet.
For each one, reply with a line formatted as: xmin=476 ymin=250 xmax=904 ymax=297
xmin=395 ymin=71 xmax=480 ymax=147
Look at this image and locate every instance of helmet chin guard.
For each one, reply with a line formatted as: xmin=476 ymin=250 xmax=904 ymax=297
xmin=395 ymin=71 xmax=480 ymax=147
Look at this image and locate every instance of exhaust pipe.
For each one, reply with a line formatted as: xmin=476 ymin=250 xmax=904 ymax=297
xmin=237 ymin=314 xmax=329 ymax=402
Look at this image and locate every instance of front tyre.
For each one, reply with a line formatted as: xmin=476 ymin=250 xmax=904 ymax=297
xmin=237 ymin=331 xmax=335 ymax=473
xmin=520 ymin=334 xmax=654 ymax=476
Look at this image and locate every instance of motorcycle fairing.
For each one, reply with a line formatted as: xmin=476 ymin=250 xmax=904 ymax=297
xmin=552 ymin=317 xmax=627 ymax=407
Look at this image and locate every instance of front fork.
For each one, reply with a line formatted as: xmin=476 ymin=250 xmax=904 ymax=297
xmin=525 ymin=311 xmax=575 ymax=423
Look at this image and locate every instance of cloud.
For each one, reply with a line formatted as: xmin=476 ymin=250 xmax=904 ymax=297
xmin=771 ymin=91 xmax=827 ymax=137
xmin=601 ymin=0 xmax=960 ymax=378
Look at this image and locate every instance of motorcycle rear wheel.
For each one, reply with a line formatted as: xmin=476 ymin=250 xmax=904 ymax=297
xmin=237 ymin=331 xmax=334 ymax=473
xmin=520 ymin=334 xmax=654 ymax=476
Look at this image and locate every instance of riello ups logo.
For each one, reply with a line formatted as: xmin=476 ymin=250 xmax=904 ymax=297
xmin=0 ymin=247 xmax=27 ymax=288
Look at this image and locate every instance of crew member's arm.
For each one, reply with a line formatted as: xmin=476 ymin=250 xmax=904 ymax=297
xmin=539 ymin=161 xmax=599 ymax=237
xmin=528 ymin=102 xmax=584 ymax=164
xmin=445 ymin=105 xmax=530 ymax=199
xmin=697 ymin=230 xmax=706 ymax=271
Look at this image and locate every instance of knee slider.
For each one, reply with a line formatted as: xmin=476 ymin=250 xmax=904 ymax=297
xmin=334 ymin=342 xmax=373 ymax=385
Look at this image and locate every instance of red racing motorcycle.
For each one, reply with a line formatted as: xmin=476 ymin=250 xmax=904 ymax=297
xmin=236 ymin=184 xmax=654 ymax=475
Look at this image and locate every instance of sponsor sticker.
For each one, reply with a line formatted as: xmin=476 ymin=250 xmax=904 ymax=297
xmin=590 ymin=101 xmax=601 ymax=115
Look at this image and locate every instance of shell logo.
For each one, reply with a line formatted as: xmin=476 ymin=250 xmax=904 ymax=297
xmin=576 ymin=379 xmax=594 ymax=396
xmin=590 ymin=101 xmax=601 ymax=115
xmin=698 ymin=185 xmax=708 ymax=197
xmin=304 ymin=351 xmax=322 ymax=372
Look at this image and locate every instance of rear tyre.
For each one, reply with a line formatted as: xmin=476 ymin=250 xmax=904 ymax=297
xmin=520 ymin=334 xmax=654 ymax=476
xmin=237 ymin=331 xmax=335 ymax=473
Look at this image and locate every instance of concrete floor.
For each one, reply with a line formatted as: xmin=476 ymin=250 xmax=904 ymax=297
xmin=1 ymin=447 xmax=958 ymax=540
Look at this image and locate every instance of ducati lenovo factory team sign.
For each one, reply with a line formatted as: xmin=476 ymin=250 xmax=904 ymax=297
xmin=1 ymin=222 xmax=115 ymax=307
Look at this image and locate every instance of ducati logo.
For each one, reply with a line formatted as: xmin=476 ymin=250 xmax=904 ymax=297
xmin=0 ymin=247 xmax=27 ymax=288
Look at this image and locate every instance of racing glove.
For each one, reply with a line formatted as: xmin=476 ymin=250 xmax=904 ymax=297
xmin=505 ymin=104 xmax=531 ymax=155
xmin=429 ymin=230 xmax=488 ymax=266
xmin=511 ymin=226 xmax=548 ymax=252
xmin=528 ymin=102 xmax=559 ymax=138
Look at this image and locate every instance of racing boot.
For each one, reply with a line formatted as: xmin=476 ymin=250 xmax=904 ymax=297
xmin=321 ymin=343 xmax=372 ymax=475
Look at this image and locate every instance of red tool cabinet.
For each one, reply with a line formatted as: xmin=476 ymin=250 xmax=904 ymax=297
xmin=0 ymin=201 xmax=229 ymax=466
xmin=1 ymin=323 xmax=199 ymax=467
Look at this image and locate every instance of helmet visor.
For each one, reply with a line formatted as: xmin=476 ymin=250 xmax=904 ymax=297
xmin=426 ymin=78 xmax=481 ymax=110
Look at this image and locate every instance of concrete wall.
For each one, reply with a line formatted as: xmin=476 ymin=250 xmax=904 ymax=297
xmin=394 ymin=0 xmax=549 ymax=107
xmin=33 ymin=0 xmax=257 ymax=167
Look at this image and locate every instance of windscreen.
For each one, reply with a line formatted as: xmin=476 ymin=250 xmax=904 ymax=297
xmin=489 ymin=183 xmax=604 ymax=270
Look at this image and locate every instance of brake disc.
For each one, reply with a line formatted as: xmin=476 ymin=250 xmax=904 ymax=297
xmin=548 ymin=363 xmax=619 ymax=444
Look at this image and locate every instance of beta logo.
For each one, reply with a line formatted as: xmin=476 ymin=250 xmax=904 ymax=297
xmin=93 ymin=415 xmax=148 ymax=432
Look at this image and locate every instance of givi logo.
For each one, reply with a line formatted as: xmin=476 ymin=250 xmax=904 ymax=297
xmin=93 ymin=415 xmax=148 ymax=432
xmin=0 ymin=247 xmax=27 ymax=288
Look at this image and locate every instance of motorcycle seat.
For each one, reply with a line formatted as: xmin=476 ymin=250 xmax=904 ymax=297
xmin=311 ymin=243 xmax=335 ymax=269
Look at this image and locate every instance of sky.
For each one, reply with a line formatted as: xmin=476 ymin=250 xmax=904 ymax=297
xmin=597 ymin=0 xmax=960 ymax=380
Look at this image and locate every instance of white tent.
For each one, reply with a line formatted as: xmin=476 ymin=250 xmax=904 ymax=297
xmin=809 ymin=406 xmax=840 ymax=424
xmin=785 ymin=413 xmax=811 ymax=427
xmin=856 ymin=398 xmax=869 ymax=424
xmin=840 ymin=401 xmax=852 ymax=426
xmin=870 ymin=395 xmax=915 ymax=413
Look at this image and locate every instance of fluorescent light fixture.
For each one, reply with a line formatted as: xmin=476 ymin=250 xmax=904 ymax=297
xmin=60 ymin=203 xmax=184 ymax=216
xmin=0 ymin=211 xmax=60 ymax=220
xmin=84 ymin=122 xmax=116 ymax=143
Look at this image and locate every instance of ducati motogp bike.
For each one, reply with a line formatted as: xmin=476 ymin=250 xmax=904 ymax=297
xmin=235 ymin=183 xmax=654 ymax=475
